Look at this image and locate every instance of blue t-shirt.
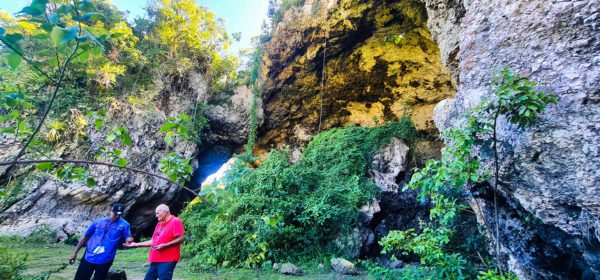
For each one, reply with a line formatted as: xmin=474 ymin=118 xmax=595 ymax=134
xmin=84 ymin=217 xmax=132 ymax=264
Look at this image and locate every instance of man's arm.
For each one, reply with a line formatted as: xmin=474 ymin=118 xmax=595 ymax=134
xmin=69 ymin=235 xmax=90 ymax=264
xmin=122 ymin=224 xmax=134 ymax=245
xmin=70 ymin=221 xmax=97 ymax=265
xmin=123 ymin=239 xmax=153 ymax=248
xmin=152 ymin=235 xmax=184 ymax=251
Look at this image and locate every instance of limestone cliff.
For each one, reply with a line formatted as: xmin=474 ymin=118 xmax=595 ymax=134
xmin=260 ymin=0 xmax=599 ymax=278
xmin=257 ymin=0 xmax=456 ymax=153
xmin=428 ymin=0 xmax=599 ymax=278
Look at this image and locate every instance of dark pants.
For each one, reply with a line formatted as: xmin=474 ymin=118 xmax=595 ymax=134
xmin=74 ymin=257 xmax=113 ymax=280
xmin=144 ymin=262 xmax=178 ymax=280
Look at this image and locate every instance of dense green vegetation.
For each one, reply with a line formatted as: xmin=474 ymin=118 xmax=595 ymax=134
xmin=0 ymin=0 xmax=235 ymax=197
xmin=181 ymin=119 xmax=418 ymax=270
xmin=1 ymin=1 xmax=559 ymax=279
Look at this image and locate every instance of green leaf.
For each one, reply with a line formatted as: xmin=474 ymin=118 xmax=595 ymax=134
xmin=90 ymin=46 xmax=102 ymax=56
xmin=106 ymin=132 xmax=117 ymax=142
xmin=159 ymin=123 xmax=178 ymax=133
xmin=86 ymin=177 xmax=96 ymax=187
xmin=6 ymin=94 xmax=18 ymax=107
xmin=17 ymin=119 xmax=26 ymax=131
xmin=50 ymin=26 xmax=77 ymax=46
xmin=121 ymin=134 xmax=132 ymax=147
xmin=7 ymin=52 xmax=22 ymax=69
xmin=8 ymin=110 xmax=19 ymax=118
xmin=77 ymin=1 xmax=94 ymax=11
xmin=116 ymin=158 xmax=128 ymax=167
xmin=5 ymin=33 xmax=24 ymax=44
xmin=41 ymin=23 xmax=54 ymax=32
xmin=49 ymin=13 xmax=59 ymax=25
xmin=19 ymin=6 xmax=43 ymax=17
xmin=36 ymin=162 xmax=54 ymax=171
xmin=165 ymin=131 xmax=174 ymax=145
xmin=1 ymin=127 xmax=15 ymax=133
xmin=80 ymin=29 xmax=104 ymax=50
xmin=31 ymin=33 xmax=49 ymax=40
xmin=94 ymin=119 xmax=103 ymax=129
xmin=80 ymin=12 xmax=104 ymax=23
xmin=22 ymin=101 xmax=34 ymax=109
xmin=49 ymin=56 xmax=58 ymax=67
xmin=73 ymin=48 xmax=90 ymax=62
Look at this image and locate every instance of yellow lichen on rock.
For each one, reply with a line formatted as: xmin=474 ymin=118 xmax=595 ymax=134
xmin=258 ymin=0 xmax=457 ymax=150
xmin=345 ymin=102 xmax=386 ymax=127
xmin=410 ymin=103 xmax=438 ymax=131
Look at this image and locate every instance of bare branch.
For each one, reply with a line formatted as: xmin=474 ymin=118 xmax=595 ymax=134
xmin=0 ymin=158 xmax=215 ymax=209
xmin=12 ymin=38 xmax=81 ymax=162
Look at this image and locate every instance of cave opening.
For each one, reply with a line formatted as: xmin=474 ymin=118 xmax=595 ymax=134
xmin=134 ymin=145 xmax=234 ymax=238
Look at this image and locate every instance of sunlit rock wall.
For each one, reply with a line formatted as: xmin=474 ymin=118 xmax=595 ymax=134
xmin=258 ymin=0 xmax=456 ymax=153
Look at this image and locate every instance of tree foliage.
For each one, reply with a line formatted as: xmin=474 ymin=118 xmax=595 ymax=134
xmin=0 ymin=0 xmax=237 ymax=199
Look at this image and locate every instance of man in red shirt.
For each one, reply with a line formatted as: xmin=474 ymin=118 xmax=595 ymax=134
xmin=124 ymin=204 xmax=185 ymax=280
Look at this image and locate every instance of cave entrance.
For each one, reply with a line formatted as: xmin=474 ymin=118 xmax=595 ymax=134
xmin=136 ymin=145 xmax=234 ymax=238
xmin=178 ymin=144 xmax=234 ymax=208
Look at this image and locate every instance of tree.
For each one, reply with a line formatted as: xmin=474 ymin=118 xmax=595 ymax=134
xmin=0 ymin=0 xmax=199 ymax=196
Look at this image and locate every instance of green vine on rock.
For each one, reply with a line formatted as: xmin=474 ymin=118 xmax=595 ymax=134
xmin=380 ymin=68 xmax=557 ymax=279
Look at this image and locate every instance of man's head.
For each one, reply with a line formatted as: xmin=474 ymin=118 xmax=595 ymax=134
xmin=110 ymin=203 xmax=125 ymax=221
xmin=155 ymin=204 xmax=171 ymax=222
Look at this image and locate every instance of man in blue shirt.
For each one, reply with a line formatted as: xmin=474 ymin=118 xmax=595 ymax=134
xmin=70 ymin=204 xmax=134 ymax=280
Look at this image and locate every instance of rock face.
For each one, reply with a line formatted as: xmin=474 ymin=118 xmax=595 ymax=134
xmin=258 ymin=0 xmax=456 ymax=153
xmin=0 ymin=71 xmax=252 ymax=238
xmin=204 ymin=86 xmax=264 ymax=146
xmin=349 ymin=138 xmax=435 ymax=258
xmin=369 ymin=138 xmax=410 ymax=193
xmin=426 ymin=0 xmax=600 ymax=278
xmin=0 ymin=96 xmax=196 ymax=237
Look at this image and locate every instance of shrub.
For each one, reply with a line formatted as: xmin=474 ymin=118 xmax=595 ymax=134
xmin=181 ymin=119 xmax=417 ymax=269
xmin=0 ymin=246 xmax=27 ymax=280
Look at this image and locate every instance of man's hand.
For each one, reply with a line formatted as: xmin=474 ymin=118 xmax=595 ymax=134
xmin=69 ymin=253 xmax=77 ymax=265
xmin=152 ymin=244 xmax=168 ymax=251
xmin=125 ymin=237 xmax=134 ymax=245
xmin=123 ymin=242 xmax=137 ymax=248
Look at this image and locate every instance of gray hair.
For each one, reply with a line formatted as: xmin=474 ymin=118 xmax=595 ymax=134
xmin=156 ymin=204 xmax=170 ymax=213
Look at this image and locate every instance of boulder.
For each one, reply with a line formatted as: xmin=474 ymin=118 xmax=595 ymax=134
xmin=330 ymin=258 xmax=358 ymax=275
xmin=279 ymin=262 xmax=303 ymax=276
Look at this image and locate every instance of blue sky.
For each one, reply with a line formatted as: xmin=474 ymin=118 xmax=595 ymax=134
xmin=0 ymin=0 xmax=269 ymax=55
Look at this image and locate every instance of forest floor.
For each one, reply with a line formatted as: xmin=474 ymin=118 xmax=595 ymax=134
xmin=9 ymin=242 xmax=370 ymax=279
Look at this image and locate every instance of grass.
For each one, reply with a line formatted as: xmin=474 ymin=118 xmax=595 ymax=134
xmin=7 ymin=242 xmax=369 ymax=279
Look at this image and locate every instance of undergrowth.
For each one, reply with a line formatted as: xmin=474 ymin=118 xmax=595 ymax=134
xmin=181 ymin=118 xmax=417 ymax=270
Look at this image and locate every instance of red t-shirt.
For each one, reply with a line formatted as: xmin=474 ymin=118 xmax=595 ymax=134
xmin=149 ymin=216 xmax=185 ymax=262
